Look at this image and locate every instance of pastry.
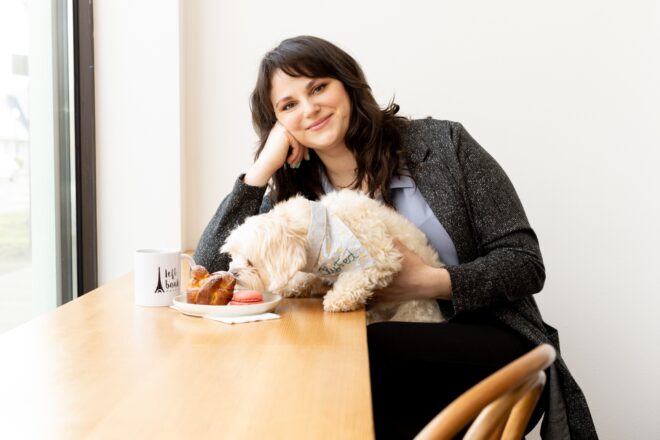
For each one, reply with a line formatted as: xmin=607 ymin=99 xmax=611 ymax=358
xmin=194 ymin=271 xmax=236 ymax=305
xmin=186 ymin=287 xmax=200 ymax=304
xmin=190 ymin=264 xmax=210 ymax=288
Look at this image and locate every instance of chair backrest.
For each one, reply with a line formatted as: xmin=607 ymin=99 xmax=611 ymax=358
xmin=414 ymin=344 xmax=556 ymax=440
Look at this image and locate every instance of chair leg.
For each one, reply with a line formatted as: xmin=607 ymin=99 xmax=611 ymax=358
xmin=463 ymin=393 xmax=515 ymax=440
xmin=414 ymin=345 xmax=555 ymax=440
xmin=464 ymin=373 xmax=542 ymax=440
xmin=487 ymin=416 xmax=508 ymax=440
xmin=501 ymin=372 xmax=546 ymax=440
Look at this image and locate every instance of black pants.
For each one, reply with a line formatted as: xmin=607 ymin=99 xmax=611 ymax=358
xmin=368 ymin=313 xmax=548 ymax=440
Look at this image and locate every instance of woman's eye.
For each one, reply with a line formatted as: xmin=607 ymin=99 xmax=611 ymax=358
xmin=312 ymin=84 xmax=326 ymax=94
xmin=282 ymin=102 xmax=295 ymax=111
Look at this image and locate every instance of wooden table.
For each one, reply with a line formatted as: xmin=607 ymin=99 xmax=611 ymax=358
xmin=0 ymin=273 xmax=374 ymax=439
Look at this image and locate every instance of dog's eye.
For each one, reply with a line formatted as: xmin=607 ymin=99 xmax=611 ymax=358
xmin=247 ymin=259 xmax=253 ymax=267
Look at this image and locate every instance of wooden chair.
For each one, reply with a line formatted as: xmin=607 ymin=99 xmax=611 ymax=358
xmin=414 ymin=344 xmax=556 ymax=440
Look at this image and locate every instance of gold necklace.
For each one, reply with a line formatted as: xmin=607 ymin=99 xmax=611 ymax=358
xmin=333 ymin=181 xmax=356 ymax=189
xmin=330 ymin=175 xmax=358 ymax=189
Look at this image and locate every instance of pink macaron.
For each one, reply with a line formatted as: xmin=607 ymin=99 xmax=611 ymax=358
xmin=229 ymin=290 xmax=263 ymax=306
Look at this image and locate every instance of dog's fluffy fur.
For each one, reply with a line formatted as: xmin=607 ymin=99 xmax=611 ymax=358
xmin=221 ymin=190 xmax=445 ymax=324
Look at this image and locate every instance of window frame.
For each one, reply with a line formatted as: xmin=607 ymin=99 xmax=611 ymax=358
xmin=72 ymin=0 xmax=97 ymax=296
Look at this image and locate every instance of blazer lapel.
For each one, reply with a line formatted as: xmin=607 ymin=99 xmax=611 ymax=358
xmin=407 ymin=135 xmax=477 ymax=264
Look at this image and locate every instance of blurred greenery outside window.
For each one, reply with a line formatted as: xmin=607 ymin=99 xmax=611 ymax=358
xmin=1 ymin=0 xmax=76 ymax=333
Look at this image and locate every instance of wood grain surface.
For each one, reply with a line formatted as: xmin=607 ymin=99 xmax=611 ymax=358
xmin=0 ymin=273 xmax=374 ymax=439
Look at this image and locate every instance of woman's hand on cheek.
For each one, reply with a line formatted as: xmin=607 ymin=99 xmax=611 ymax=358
xmin=373 ymin=240 xmax=452 ymax=301
xmin=259 ymin=122 xmax=295 ymax=171
xmin=244 ymin=122 xmax=308 ymax=186
xmin=286 ymin=136 xmax=309 ymax=169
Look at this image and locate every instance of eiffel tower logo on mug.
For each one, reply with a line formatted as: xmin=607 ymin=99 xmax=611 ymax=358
xmin=154 ymin=267 xmax=165 ymax=293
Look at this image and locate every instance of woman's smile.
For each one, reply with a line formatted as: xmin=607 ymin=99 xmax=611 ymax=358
xmin=308 ymin=114 xmax=332 ymax=131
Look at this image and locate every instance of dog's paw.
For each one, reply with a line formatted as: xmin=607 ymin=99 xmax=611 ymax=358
xmin=322 ymin=295 xmax=343 ymax=312
xmin=323 ymin=297 xmax=346 ymax=312
xmin=323 ymin=290 xmax=362 ymax=313
xmin=279 ymin=284 xmax=311 ymax=298
xmin=278 ymin=273 xmax=317 ymax=298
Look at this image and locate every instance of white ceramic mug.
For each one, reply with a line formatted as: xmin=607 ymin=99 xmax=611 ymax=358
xmin=134 ymin=249 xmax=195 ymax=306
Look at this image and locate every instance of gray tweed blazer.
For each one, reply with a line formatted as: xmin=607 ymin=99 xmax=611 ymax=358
xmin=194 ymin=118 xmax=597 ymax=439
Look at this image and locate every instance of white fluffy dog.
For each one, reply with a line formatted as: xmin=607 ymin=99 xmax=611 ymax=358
xmin=221 ymin=189 xmax=445 ymax=324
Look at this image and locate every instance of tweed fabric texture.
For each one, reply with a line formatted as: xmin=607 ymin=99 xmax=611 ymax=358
xmin=194 ymin=118 xmax=597 ymax=439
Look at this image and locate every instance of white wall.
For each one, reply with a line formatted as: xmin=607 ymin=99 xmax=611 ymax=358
xmin=94 ymin=0 xmax=185 ymax=283
xmin=96 ymin=0 xmax=660 ymax=437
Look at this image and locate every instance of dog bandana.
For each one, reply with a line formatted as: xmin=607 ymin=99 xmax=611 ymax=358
xmin=304 ymin=201 xmax=375 ymax=281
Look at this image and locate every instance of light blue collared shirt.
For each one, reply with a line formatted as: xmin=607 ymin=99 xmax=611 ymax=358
xmin=320 ymin=174 xmax=459 ymax=266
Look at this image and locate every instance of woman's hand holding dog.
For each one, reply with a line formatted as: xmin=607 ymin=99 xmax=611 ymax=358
xmin=244 ymin=122 xmax=309 ymax=187
xmin=374 ymin=241 xmax=453 ymax=301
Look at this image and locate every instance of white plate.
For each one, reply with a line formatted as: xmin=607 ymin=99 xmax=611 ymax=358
xmin=171 ymin=292 xmax=282 ymax=317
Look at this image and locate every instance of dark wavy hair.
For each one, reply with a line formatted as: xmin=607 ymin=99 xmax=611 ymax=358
xmin=250 ymin=35 xmax=410 ymax=206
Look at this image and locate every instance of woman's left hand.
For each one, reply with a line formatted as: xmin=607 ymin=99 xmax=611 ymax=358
xmin=373 ymin=240 xmax=452 ymax=301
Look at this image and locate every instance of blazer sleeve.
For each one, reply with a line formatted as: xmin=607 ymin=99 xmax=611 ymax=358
xmin=444 ymin=122 xmax=546 ymax=314
xmin=193 ymin=175 xmax=273 ymax=273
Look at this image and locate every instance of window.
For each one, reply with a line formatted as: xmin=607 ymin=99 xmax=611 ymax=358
xmin=0 ymin=0 xmax=95 ymax=333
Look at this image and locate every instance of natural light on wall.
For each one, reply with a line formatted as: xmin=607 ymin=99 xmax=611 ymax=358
xmin=0 ymin=0 xmax=75 ymax=334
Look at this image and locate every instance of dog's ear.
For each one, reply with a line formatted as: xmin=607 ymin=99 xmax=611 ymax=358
xmin=221 ymin=215 xmax=259 ymax=256
xmin=258 ymin=217 xmax=307 ymax=292
xmin=220 ymin=239 xmax=231 ymax=255
xmin=220 ymin=226 xmax=240 ymax=255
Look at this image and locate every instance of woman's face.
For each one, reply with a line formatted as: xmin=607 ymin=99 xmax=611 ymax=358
xmin=270 ymin=69 xmax=351 ymax=152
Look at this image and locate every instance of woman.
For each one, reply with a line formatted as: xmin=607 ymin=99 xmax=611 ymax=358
xmin=194 ymin=35 xmax=597 ymax=439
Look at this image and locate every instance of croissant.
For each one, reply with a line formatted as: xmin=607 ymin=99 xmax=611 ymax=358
xmin=189 ymin=265 xmax=210 ymax=288
xmin=190 ymin=271 xmax=236 ymax=305
xmin=186 ymin=287 xmax=200 ymax=304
